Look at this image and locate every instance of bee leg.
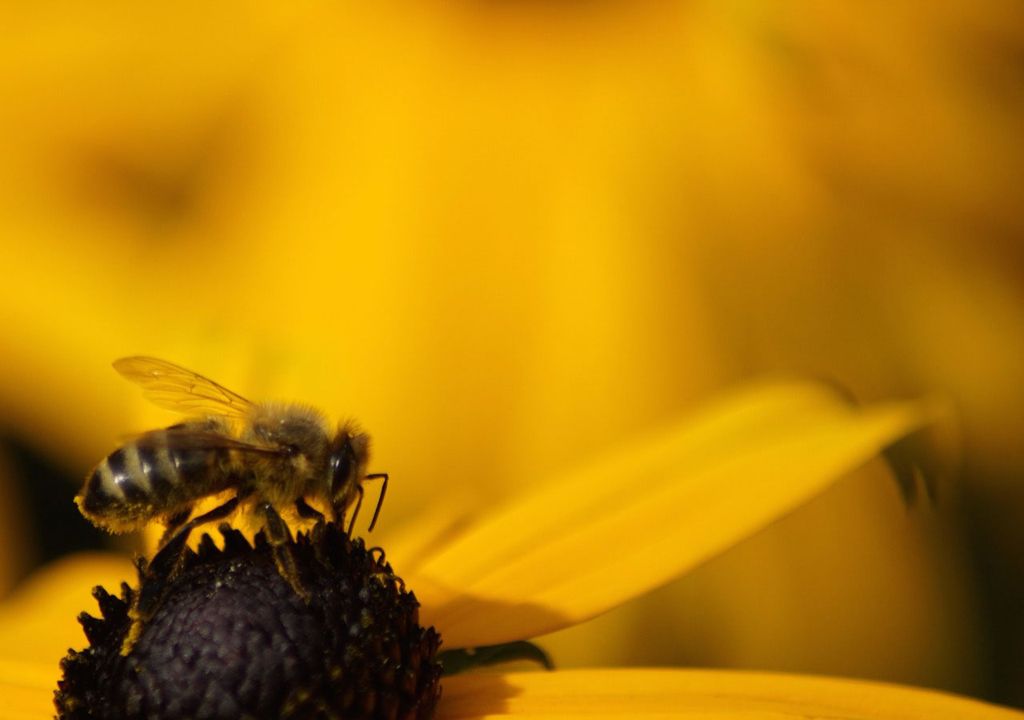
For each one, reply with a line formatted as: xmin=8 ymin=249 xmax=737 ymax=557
xmin=295 ymin=496 xmax=325 ymax=523
xmin=135 ymin=495 xmax=244 ymax=622
xmin=364 ymin=472 xmax=389 ymax=531
xmin=158 ymin=507 xmax=193 ymax=549
xmin=123 ymin=494 xmax=247 ymax=656
xmin=261 ymin=502 xmax=311 ymax=602
xmin=339 ymin=484 xmax=364 ymax=535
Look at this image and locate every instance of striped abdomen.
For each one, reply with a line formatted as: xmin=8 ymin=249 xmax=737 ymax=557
xmin=77 ymin=426 xmax=236 ymax=533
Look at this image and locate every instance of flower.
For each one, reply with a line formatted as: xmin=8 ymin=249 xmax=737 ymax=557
xmin=0 ymin=0 xmax=1013 ymax=689
xmin=56 ymin=525 xmax=444 ymax=719
xmin=0 ymin=380 xmax=1015 ymax=718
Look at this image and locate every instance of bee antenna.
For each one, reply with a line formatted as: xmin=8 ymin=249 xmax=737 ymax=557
xmin=347 ymin=485 xmax=364 ymax=536
xmin=365 ymin=473 xmax=389 ymax=532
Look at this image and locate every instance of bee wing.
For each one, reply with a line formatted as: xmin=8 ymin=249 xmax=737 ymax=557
xmin=113 ymin=356 xmax=254 ymax=418
xmin=132 ymin=428 xmax=288 ymax=456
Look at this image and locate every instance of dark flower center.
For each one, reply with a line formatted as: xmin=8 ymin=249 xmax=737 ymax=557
xmin=56 ymin=523 xmax=442 ymax=720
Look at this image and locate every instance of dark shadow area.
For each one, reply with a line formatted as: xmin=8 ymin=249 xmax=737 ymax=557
xmin=418 ymin=587 xmax=574 ymax=652
xmin=963 ymin=471 xmax=1024 ymax=709
xmin=1 ymin=434 xmax=108 ymax=587
xmin=439 ymin=640 xmax=553 ymax=675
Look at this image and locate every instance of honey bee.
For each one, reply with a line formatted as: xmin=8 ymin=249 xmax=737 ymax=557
xmin=77 ymin=356 xmax=388 ymax=610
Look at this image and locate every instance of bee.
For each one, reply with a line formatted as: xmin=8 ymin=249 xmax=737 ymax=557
xmin=77 ymin=356 xmax=388 ymax=613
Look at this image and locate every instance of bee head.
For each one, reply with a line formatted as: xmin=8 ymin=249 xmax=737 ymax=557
xmin=328 ymin=426 xmax=370 ymax=512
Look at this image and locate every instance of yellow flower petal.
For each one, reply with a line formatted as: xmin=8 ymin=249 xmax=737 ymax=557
xmin=378 ymin=495 xmax=482 ymax=576
xmin=412 ymin=383 xmax=936 ymax=648
xmin=0 ymin=553 xmax=134 ymax=668
xmin=0 ymin=659 xmax=56 ymax=720
xmin=437 ymin=668 xmax=1023 ymax=719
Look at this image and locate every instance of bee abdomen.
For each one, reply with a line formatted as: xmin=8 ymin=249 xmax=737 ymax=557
xmin=135 ymin=440 xmax=180 ymax=500
xmin=78 ymin=432 xmax=233 ymax=532
xmin=78 ymin=445 xmax=159 ymax=531
xmin=107 ymin=445 xmax=152 ymax=501
xmin=77 ymin=426 xmax=237 ymax=532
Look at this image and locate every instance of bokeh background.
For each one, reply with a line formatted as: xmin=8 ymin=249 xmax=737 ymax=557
xmin=1 ymin=0 xmax=1023 ymax=708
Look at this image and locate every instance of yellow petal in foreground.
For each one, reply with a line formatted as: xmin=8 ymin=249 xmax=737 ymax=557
xmin=438 ymin=669 xmax=1024 ymax=720
xmin=0 ymin=658 xmax=56 ymax=720
xmin=414 ymin=382 xmax=937 ymax=648
xmin=0 ymin=553 xmax=134 ymax=668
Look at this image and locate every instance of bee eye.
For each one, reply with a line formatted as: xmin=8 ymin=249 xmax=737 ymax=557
xmin=330 ymin=445 xmax=353 ymax=495
xmin=286 ymin=444 xmax=301 ymax=456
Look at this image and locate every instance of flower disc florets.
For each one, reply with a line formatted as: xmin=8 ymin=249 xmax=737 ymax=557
xmin=56 ymin=523 xmax=442 ymax=720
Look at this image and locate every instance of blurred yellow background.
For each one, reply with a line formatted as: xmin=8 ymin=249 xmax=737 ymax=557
xmin=1 ymin=0 xmax=1022 ymax=708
